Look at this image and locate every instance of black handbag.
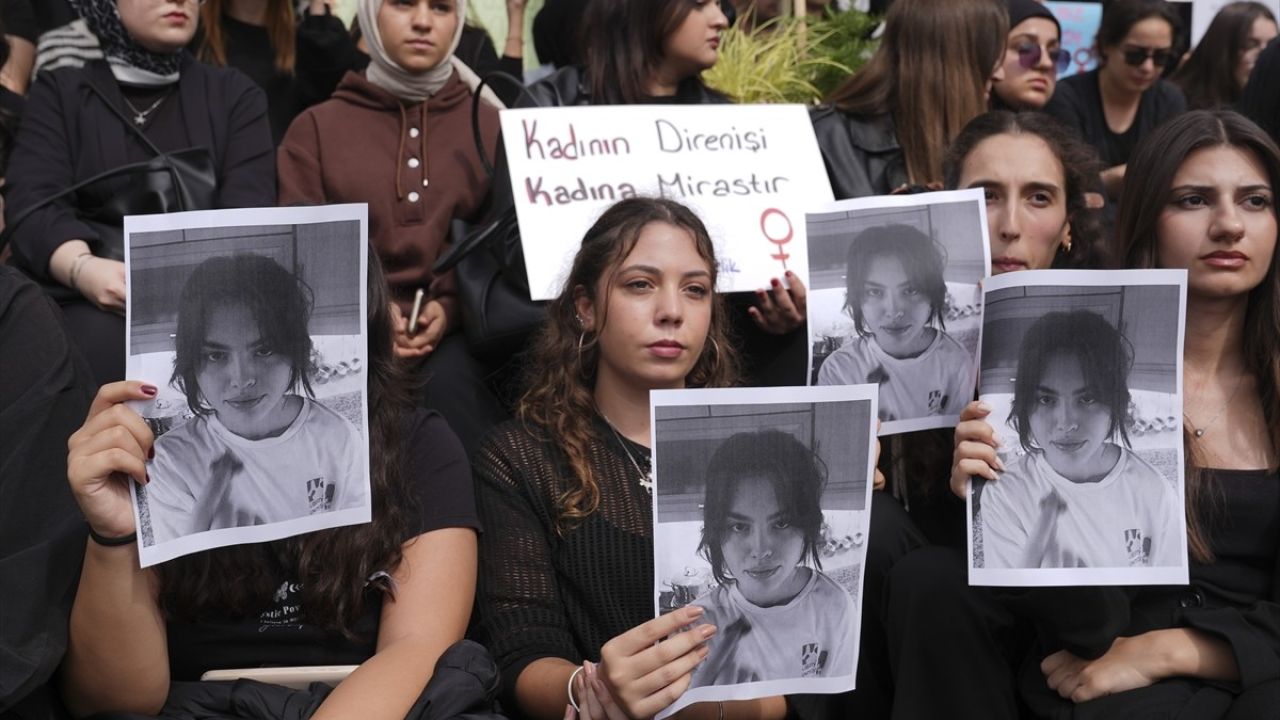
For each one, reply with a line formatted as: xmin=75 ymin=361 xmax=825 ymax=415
xmin=0 ymin=81 xmax=217 ymax=302
xmin=433 ymin=72 xmax=549 ymax=363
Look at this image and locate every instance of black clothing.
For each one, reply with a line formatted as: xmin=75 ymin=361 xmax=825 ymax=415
xmin=809 ymin=107 xmax=909 ymax=199
xmin=0 ymin=0 xmax=37 ymax=43
xmin=1240 ymin=38 xmax=1280 ymax=147
xmin=455 ymin=25 xmax=523 ymax=107
xmin=521 ymin=64 xmax=725 ymax=107
xmin=90 ymin=640 xmax=502 ymax=720
xmin=166 ymin=410 xmax=478 ymax=681
xmin=4 ymin=55 xmax=275 ymax=385
xmin=532 ymin=0 xmax=586 ymax=69
xmin=0 ymin=267 xmax=95 ymax=716
xmin=473 ymin=419 xmax=654 ymax=710
xmin=1044 ymin=69 xmax=1187 ymax=169
xmin=28 ymin=0 xmax=72 ymax=37
xmin=889 ymin=468 xmax=1280 ymax=720
xmin=206 ymin=9 xmax=356 ymax=144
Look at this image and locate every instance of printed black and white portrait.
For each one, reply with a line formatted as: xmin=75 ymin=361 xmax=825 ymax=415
xmin=124 ymin=205 xmax=370 ymax=567
xmin=968 ymin=270 xmax=1189 ymax=587
xmin=805 ymin=189 xmax=990 ymax=436
xmin=650 ymin=385 xmax=877 ymax=718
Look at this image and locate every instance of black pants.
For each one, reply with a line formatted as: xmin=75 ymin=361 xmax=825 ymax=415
xmin=414 ymin=333 xmax=509 ymax=458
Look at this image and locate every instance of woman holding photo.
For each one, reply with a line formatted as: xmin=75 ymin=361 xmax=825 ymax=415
xmin=473 ymin=197 xmax=885 ymax=720
xmin=59 ymin=255 xmax=481 ymax=718
xmin=934 ymin=109 xmax=1280 ymax=717
xmin=873 ymin=109 xmax=1110 ymax=718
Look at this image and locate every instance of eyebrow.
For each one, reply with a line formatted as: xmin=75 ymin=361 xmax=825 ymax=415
xmin=726 ymin=510 xmax=786 ymax=521
xmin=967 ymin=179 xmax=1063 ymax=194
xmin=1169 ymin=183 xmax=1273 ymax=196
xmin=1036 ymin=384 xmax=1093 ymax=396
xmin=201 ymin=338 xmax=268 ymax=350
xmin=1011 ymin=32 xmax=1056 ymax=44
xmin=864 ymin=280 xmax=913 ymax=288
xmin=618 ymin=264 xmax=711 ymax=280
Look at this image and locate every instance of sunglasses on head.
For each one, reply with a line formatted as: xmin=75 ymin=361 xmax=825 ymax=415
xmin=1121 ymin=46 xmax=1174 ymax=68
xmin=1015 ymin=41 xmax=1071 ymax=75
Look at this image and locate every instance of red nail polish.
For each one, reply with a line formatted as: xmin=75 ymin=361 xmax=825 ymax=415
xmin=148 ymin=447 xmax=155 ymax=460
xmin=140 ymin=384 xmax=158 ymax=396
xmin=771 ymin=278 xmax=781 ymax=287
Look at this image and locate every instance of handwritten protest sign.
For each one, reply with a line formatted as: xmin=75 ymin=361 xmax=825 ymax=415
xmin=1045 ymin=1 xmax=1103 ymax=78
xmin=500 ymin=104 xmax=834 ymax=300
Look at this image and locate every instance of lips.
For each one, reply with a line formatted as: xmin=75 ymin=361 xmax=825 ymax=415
xmin=992 ymin=257 xmax=1028 ymax=273
xmin=1051 ymin=438 xmax=1088 ymax=454
xmin=880 ymin=325 xmax=913 ymax=336
xmin=648 ymin=339 xmax=685 ymax=359
xmin=225 ymin=395 xmax=265 ymax=410
xmin=744 ymin=566 xmax=780 ymax=580
xmin=1202 ymin=251 xmax=1248 ymax=268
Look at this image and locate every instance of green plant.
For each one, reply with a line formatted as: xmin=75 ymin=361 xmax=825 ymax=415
xmin=703 ymin=9 xmax=880 ymax=105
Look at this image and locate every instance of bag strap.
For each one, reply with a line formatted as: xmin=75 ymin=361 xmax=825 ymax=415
xmin=471 ymin=71 xmax=543 ymax=178
xmin=84 ymin=80 xmax=195 ymax=211
xmin=0 ymin=156 xmax=190 ymax=256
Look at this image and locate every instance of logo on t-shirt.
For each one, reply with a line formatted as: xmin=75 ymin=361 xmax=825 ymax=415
xmin=305 ymin=477 xmax=335 ymax=514
xmin=1124 ymin=528 xmax=1152 ymax=566
xmin=927 ymin=389 xmax=947 ymax=415
xmin=800 ymin=642 xmax=828 ymax=677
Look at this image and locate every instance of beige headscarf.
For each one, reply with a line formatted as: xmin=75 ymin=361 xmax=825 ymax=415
xmin=358 ymin=0 xmax=502 ymax=107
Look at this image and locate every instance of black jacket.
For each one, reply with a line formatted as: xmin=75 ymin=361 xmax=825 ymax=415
xmin=4 ymin=55 xmax=275 ymax=282
xmin=810 ymin=107 xmax=908 ymax=200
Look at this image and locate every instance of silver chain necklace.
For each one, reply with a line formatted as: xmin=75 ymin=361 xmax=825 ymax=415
xmin=600 ymin=414 xmax=653 ymax=496
xmin=1187 ymin=372 xmax=1246 ymax=438
xmin=122 ymin=93 xmax=168 ymax=126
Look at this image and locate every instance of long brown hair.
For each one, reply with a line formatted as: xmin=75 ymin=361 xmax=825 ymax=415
xmin=157 ymin=252 xmax=418 ymax=636
xmin=1118 ymin=109 xmax=1280 ymax=562
xmin=581 ymin=0 xmax=721 ymax=104
xmin=944 ymin=110 xmax=1108 ymax=270
xmin=827 ymin=0 xmax=1008 ymax=186
xmin=200 ymin=0 xmax=297 ymax=74
xmin=1172 ymin=1 xmax=1276 ymax=109
xmin=517 ymin=197 xmax=740 ymax=530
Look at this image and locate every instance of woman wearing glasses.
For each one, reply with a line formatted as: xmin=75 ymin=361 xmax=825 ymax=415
xmin=991 ymin=0 xmax=1070 ymax=112
xmin=1045 ymin=0 xmax=1186 ymax=202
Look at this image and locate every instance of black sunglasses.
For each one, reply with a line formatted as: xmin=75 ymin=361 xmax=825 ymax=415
xmin=1121 ymin=45 xmax=1174 ymax=68
xmin=1015 ymin=41 xmax=1071 ymax=75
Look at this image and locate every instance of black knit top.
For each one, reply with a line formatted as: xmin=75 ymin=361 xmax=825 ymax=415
xmin=473 ymin=417 xmax=654 ymax=709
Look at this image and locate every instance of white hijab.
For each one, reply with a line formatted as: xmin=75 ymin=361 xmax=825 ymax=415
xmin=359 ymin=0 xmax=501 ymax=107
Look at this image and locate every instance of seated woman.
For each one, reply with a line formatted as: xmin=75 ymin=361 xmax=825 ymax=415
xmin=976 ymin=309 xmax=1180 ymax=570
xmin=144 ymin=254 xmax=365 ymax=544
xmin=1044 ymin=0 xmax=1187 ymax=201
xmin=1171 ymin=1 xmax=1277 ymax=111
xmin=812 ymin=0 xmax=1008 ymax=198
xmin=474 ymin=196 xmax=787 ymax=720
xmin=278 ymin=0 xmax=504 ymax=454
xmin=876 ymin=110 xmax=1109 ymax=717
xmin=927 ymin=109 xmax=1280 ymax=718
xmin=4 ymin=0 xmax=275 ymax=386
xmin=991 ymin=0 xmax=1069 ymax=112
xmin=59 ymin=255 xmax=479 ymax=718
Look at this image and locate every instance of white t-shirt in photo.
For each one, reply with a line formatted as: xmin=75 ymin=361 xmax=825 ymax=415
xmin=144 ymin=397 xmax=365 ymax=545
xmin=817 ymin=331 xmax=974 ymax=421
xmin=977 ymin=447 xmax=1181 ymax=569
xmin=689 ymin=568 xmax=856 ymax=687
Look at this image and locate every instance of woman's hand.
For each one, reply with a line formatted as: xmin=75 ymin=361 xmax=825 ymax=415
xmin=76 ymin=257 xmax=127 ymax=314
xmin=950 ymin=401 xmax=1003 ymax=499
xmin=391 ymin=300 xmax=447 ymax=358
xmin=873 ymin=421 xmax=885 ymax=491
xmin=748 ymin=272 xmax=807 ymax=335
xmin=594 ymin=605 xmax=714 ymax=719
xmin=1041 ymin=635 xmax=1162 ymax=703
xmin=67 ymin=381 xmax=157 ymax=538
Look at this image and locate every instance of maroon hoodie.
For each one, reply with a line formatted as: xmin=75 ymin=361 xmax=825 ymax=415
xmin=278 ymin=69 xmax=500 ymax=325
